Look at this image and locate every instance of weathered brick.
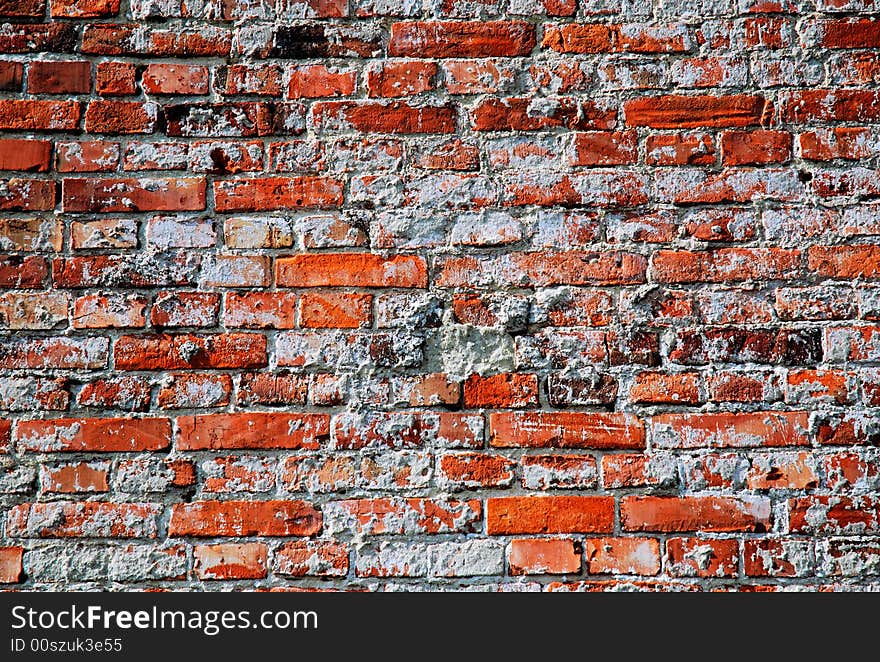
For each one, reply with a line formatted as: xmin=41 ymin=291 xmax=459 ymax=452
xmin=584 ymin=538 xmax=661 ymax=576
xmin=489 ymin=412 xmax=645 ymax=449
xmin=169 ymin=501 xmax=322 ymax=537
xmin=176 ymin=413 xmax=329 ymax=450
xmin=621 ymin=496 xmax=771 ymax=532
xmin=508 ymin=539 xmax=581 ymax=575
xmin=17 ymin=418 xmax=171 ymax=452
xmin=194 ymin=543 xmax=267 ymax=580
xmin=389 ymin=21 xmax=536 ymax=58
xmin=8 ymin=503 xmax=160 ymax=538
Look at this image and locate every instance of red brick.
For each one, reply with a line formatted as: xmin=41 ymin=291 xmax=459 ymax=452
xmin=652 ymin=248 xmax=801 ymax=283
xmin=194 ymin=455 xmax=270 ymax=493
xmin=621 ymin=496 xmax=771 ymax=532
xmin=824 ymin=452 xmax=880 ymax=490
xmin=389 ymin=21 xmax=536 ymax=58
xmin=781 ymin=89 xmax=880 ymax=123
xmin=299 ymin=292 xmax=372 ymax=328
xmin=414 ymin=138 xmax=480 ymax=170
xmin=630 ymin=372 xmax=702 ymax=405
xmin=85 ymin=101 xmax=157 ymax=134
xmin=0 ymin=139 xmax=52 ymax=172
xmin=17 ymin=417 xmax=171 ymax=452
xmin=570 ymin=131 xmax=638 ymax=166
xmin=7 ymin=502 xmax=159 ymax=538
xmin=194 ymin=543 xmax=268 ymax=580
xmin=721 ymin=130 xmax=792 ymax=166
xmin=222 ymin=64 xmax=282 ymax=96
xmin=332 ymin=412 xmax=482 ymax=450
xmin=473 ymin=97 xmax=613 ymax=132
xmin=151 ymin=292 xmax=219 ymax=327
xmin=163 ymin=102 xmax=300 ymax=137
xmin=313 ymin=101 xmax=456 ymax=134
xmin=53 ymin=255 xmax=195 ymax=289
xmin=438 ymin=452 xmax=516 ymax=489
xmin=502 ymin=172 xmax=648 ymax=207
xmin=601 ymin=454 xmax=673 ymax=489
xmin=0 ymin=376 xmax=68 ymax=410
xmin=541 ymin=23 xmax=617 ymax=53
xmin=366 ymin=61 xmax=436 ymax=98
xmin=0 ymin=179 xmax=55 ymax=211
xmin=543 ymin=23 xmax=691 ymax=54
xmin=786 ymin=369 xmax=852 ymax=405
xmin=73 ymin=293 xmax=147 ymax=328
xmin=665 ymin=538 xmax=739 ymax=578
xmin=808 ymin=245 xmax=880 ymax=279
xmin=646 ymin=133 xmax=716 ymax=166
xmin=437 ymin=251 xmax=647 ymax=287
xmin=156 ymin=373 xmax=231 ymax=409
xmin=508 ymin=539 xmax=582 ymax=575
xmin=225 ymin=292 xmax=297 ymax=329
xmin=114 ymin=333 xmax=267 ymax=370
xmin=176 ymin=412 xmax=329 ymax=450
xmin=96 ymin=61 xmax=136 ymax=95
xmin=0 ymin=255 xmax=47 ymax=288
xmin=236 ymin=372 xmax=309 ymax=406
xmin=0 ymin=337 xmax=108 ymax=370
xmin=280 ymin=455 xmax=355 ymax=493
xmin=62 ymin=177 xmax=205 ymax=212
xmin=0 ymin=547 xmax=23 ymax=583
xmin=520 ymin=455 xmax=599 ymax=490
xmin=0 ymin=61 xmax=23 ymax=90
xmin=798 ymin=128 xmax=874 ymax=161
xmin=40 ymin=461 xmax=110 ymax=494
xmin=744 ymin=539 xmax=814 ymax=577
xmin=0 ymin=22 xmax=76 ymax=53
xmin=331 ymin=498 xmax=481 ymax=535
xmin=27 ymin=60 xmax=90 ymax=94
xmin=442 ymin=61 xmax=513 ymax=95
xmin=143 ymin=64 xmax=209 ymax=95
xmin=0 ymin=99 xmax=81 ymax=131
xmin=624 ymin=95 xmax=767 ymax=128
xmin=708 ymin=371 xmax=782 ymax=402
xmin=817 ymin=413 xmax=880 ymax=448
xmin=288 ymin=65 xmax=357 ymax=99
xmin=393 ymin=373 xmax=459 ymax=406
xmin=169 ymin=500 xmax=321 ymax=537
xmin=51 ymin=0 xmax=119 ymax=17
xmin=56 ymin=141 xmax=120 ymax=173
xmin=77 ymin=376 xmax=150 ymax=411
xmin=80 ymin=24 xmax=232 ymax=57
xmin=490 ymin=412 xmax=645 ymax=449
xmin=744 ymin=16 xmax=788 ymax=49
xmin=747 ymin=451 xmax=820 ymax=490
xmin=819 ymin=19 xmax=880 ymax=50
xmin=463 ymin=373 xmax=539 ymax=409
xmin=789 ymin=497 xmax=880 ymax=534
xmin=651 ymin=411 xmax=809 ymax=449
xmin=277 ymin=253 xmax=427 ymax=288
xmin=0 ymin=0 xmax=44 ymax=17
xmin=275 ymin=541 xmax=349 ymax=577
xmin=585 ymin=538 xmax=661 ymax=576
xmin=213 ymin=177 xmax=343 ymax=211
xmin=813 ymin=169 xmax=880 ymax=198
xmin=487 ymin=496 xmax=614 ymax=534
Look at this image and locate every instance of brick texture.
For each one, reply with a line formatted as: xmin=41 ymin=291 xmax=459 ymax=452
xmin=0 ymin=2 xmax=878 ymax=593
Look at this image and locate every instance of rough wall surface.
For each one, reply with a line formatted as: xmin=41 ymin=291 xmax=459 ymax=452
xmin=0 ymin=0 xmax=879 ymax=592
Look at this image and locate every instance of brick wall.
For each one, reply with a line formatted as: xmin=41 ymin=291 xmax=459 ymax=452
xmin=1 ymin=0 xmax=879 ymax=591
